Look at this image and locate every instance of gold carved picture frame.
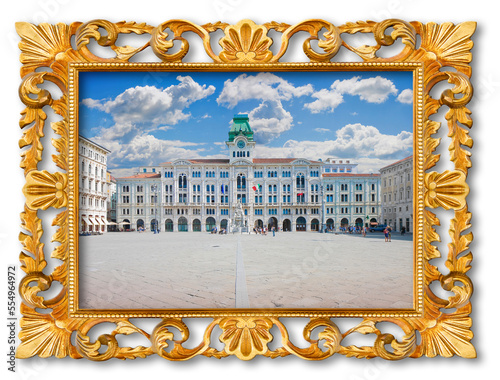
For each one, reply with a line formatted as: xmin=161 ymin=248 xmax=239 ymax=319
xmin=16 ymin=18 xmax=475 ymax=361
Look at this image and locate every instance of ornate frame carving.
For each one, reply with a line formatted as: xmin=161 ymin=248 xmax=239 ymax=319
xmin=16 ymin=18 xmax=475 ymax=361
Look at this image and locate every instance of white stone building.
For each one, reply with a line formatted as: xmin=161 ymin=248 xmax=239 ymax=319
xmin=79 ymin=136 xmax=111 ymax=234
xmin=380 ymin=156 xmax=413 ymax=233
xmin=322 ymin=173 xmax=381 ymax=231
xmin=115 ymin=115 xmax=382 ymax=233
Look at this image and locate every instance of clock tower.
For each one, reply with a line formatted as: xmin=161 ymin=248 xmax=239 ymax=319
xmin=226 ymin=114 xmax=256 ymax=163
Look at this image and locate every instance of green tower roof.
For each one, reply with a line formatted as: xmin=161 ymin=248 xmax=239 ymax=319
xmin=228 ymin=114 xmax=254 ymax=142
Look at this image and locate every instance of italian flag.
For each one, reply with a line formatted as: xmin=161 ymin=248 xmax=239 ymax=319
xmin=252 ymin=184 xmax=261 ymax=191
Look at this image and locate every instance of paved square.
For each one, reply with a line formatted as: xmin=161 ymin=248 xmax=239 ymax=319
xmin=78 ymin=231 xmax=414 ymax=310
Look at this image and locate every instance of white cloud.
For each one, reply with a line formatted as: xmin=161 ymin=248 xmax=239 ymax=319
xmin=92 ymin=132 xmax=222 ymax=171
xmin=333 ymin=76 xmax=398 ymax=103
xmin=217 ymin=72 xmax=313 ymax=108
xmin=397 ymin=88 xmax=413 ymax=104
xmin=247 ymin=99 xmax=294 ymax=144
xmin=82 ymin=75 xmax=215 ymax=126
xmin=304 ymin=88 xmax=344 ymax=114
xmin=304 ymin=76 xmax=399 ymax=113
xmin=314 ymin=128 xmax=330 ymax=133
xmin=82 ymin=76 xmax=218 ymax=171
xmin=254 ymin=123 xmax=412 ymax=172
xmin=217 ymin=73 xmax=312 ymax=143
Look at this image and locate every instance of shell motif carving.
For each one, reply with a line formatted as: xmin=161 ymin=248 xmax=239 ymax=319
xmin=219 ymin=19 xmax=274 ymax=63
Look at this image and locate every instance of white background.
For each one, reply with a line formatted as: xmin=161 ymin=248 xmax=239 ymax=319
xmin=1 ymin=0 xmax=497 ymax=379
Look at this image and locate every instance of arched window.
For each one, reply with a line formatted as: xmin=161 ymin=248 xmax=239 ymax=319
xmin=178 ymin=174 xmax=187 ymax=189
xmin=237 ymin=174 xmax=246 ymax=190
xmin=296 ymin=173 xmax=305 ymax=189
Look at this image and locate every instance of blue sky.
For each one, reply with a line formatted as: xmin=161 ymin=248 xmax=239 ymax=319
xmin=79 ymin=70 xmax=413 ymax=176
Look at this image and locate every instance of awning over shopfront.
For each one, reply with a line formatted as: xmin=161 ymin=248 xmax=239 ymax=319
xmin=82 ymin=216 xmax=92 ymax=225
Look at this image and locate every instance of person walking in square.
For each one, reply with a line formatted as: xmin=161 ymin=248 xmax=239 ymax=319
xmin=384 ymin=226 xmax=392 ymax=242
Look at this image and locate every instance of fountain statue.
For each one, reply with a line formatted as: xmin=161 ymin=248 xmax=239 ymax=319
xmin=231 ymin=199 xmax=247 ymax=233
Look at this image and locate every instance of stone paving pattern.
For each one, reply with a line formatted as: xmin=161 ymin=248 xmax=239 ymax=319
xmin=78 ymin=231 xmax=413 ymax=310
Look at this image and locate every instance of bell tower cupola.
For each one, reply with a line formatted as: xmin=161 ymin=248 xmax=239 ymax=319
xmin=226 ymin=114 xmax=256 ymax=163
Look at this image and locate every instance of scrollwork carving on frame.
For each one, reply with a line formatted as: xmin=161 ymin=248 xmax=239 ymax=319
xmin=15 ymin=18 xmax=476 ymax=361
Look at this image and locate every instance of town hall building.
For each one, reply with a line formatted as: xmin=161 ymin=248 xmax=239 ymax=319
xmin=115 ymin=115 xmax=382 ymax=233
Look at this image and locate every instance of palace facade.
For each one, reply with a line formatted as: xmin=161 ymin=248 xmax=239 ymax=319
xmin=380 ymin=155 xmax=413 ymax=233
xmin=115 ymin=115 xmax=383 ymax=233
xmin=79 ymin=136 xmax=111 ymax=234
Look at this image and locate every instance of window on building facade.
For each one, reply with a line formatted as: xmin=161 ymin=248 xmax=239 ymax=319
xmin=178 ymin=174 xmax=187 ymax=189
xmin=237 ymin=174 xmax=246 ymax=190
xmin=296 ymin=173 xmax=305 ymax=189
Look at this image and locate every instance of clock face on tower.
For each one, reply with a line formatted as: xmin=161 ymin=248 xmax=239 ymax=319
xmin=237 ymin=140 xmax=246 ymax=149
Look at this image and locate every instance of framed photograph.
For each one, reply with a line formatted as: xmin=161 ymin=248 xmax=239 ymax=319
xmin=16 ymin=18 xmax=475 ymax=361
